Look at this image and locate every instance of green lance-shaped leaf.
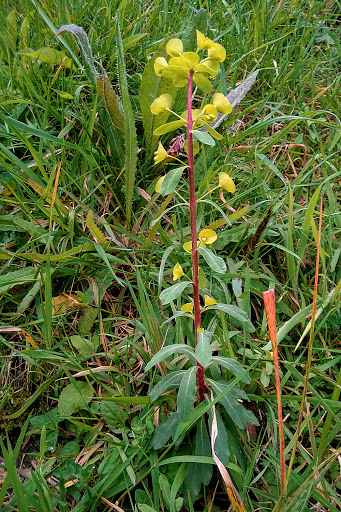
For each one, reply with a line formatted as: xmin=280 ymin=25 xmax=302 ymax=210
xmin=177 ymin=367 xmax=197 ymax=421
xmin=150 ymin=371 xmax=186 ymax=402
xmin=159 ymin=166 xmax=186 ymax=196
xmin=192 ymin=129 xmax=215 ymax=146
xmin=197 ymin=247 xmax=226 ymax=273
xmin=116 ymin=13 xmax=137 ymax=226
xmin=145 ymin=344 xmax=196 ymax=370
xmin=195 ymin=331 xmax=212 ymax=368
xmin=152 ymin=412 xmax=181 ymax=450
xmin=209 ymin=356 xmax=250 ymax=384
xmin=153 ymin=120 xmax=186 ymax=137
xmin=56 ymin=24 xmax=97 ymax=82
xmin=206 ymin=303 xmax=254 ymax=330
xmin=160 ymin=281 xmax=192 ymax=305
xmin=207 ymin=379 xmax=258 ymax=429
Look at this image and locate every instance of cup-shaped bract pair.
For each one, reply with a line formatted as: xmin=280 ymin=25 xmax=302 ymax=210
xmin=153 ymin=31 xmax=227 ymax=93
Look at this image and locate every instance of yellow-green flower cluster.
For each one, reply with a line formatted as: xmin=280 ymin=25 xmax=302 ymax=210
xmin=154 ymin=31 xmax=226 ymax=93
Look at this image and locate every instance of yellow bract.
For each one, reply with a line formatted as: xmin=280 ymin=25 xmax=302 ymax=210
xmin=213 ymin=93 xmax=232 ymax=114
xmin=150 ymin=94 xmax=172 ymax=115
xmin=202 ymin=104 xmax=218 ymax=122
xmin=204 ymin=294 xmax=218 ymax=306
xmin=198 ymin=229 xmax=217 ymax=244
xmin=219 ymin=172 xmax=236 ymax=193
xmin=183 ymin=240 xmax=206 ymax=253
xmin=154 ymin=57 xmax=168 ymax=76
xmin=166 ymin=38 xmax=183 ymax=57
xmin=196 ymin=30 xmax=217 ymax=50
xmin=173 ymin=262 xmax=184 ymax=281
xmin=155 ymin=176 xmax=165 ymax=193
xmin=208 ymin=44 xmax=226 ymax=62
xmin=181 ymin=302 xmax=194 ymax=313
xmin=154 ymin=142 xmax=169 ymax=164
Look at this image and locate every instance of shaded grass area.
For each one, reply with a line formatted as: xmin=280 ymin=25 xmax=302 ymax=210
xmin=0 ymin=0 xmax=340 ymax=511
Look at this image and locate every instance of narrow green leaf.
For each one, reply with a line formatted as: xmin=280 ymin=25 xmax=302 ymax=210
xmin=160 ymin=281 xmax=192 ymax=305
xmin=152 ymin=412 xmax=181 ymax=450
xmin=192 ymin=129 xmax=215 ymax=146
xmin=145 ymin=344 xmax=196 ymax=370
xmin=206 ymin=303 xmax=249 ymax=322
xmin=210 ymin=356 xmax=250 ymax=383
xmin=177 ymin=367 xmax=197 ymax=421
xmin=153 ymin=120 xmax=186 ymax=136
xmin=297 ymin=185 xmax=322 ymax=261
xmin=160 ymin=166 xmax=186 ymax=195
xmin=208 ymin=379 xmax=258 ymax=429
xmin=195 ymin=331 xmax=212 ymax=368
xmin=256 ymin=152 xmax=287 ymax=186
xmin=158 ymin=456 xmax=214 ymax=467
xmin=116 ymin=13 xmax=137 ymax=226
xmin=150 ymin=371 xmax=185 ymax=401
xmin=197 ymin=247 xmax=226 ymax=273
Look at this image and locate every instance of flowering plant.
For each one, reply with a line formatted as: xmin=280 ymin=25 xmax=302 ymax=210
xmin=145 ymin=30 xmax=257 ymax=509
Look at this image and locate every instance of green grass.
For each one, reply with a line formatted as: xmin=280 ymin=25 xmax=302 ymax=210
xmin=0 ymin=0 xmax=340 ymax=511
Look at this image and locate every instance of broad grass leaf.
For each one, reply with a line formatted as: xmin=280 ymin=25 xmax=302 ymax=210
xmin=160 ymin=281 xmax=191 ymax=305
xmin=58 ymin=382 xmax=93 ymax=417
xmin=177 ymin=367 xmax=197 ymax=421
xmin=195 ymin=331 xmax=212 ymax=368
xmin=210 ymin=356 xmax=250 ymax=383
xmin=145 ymin=344 xmax=196 ymax=370
xmin=159 ymin=166 xmax=186 ymax=195
xmin=150 ymin=371 xmax=185 ymax=401
xmin=197 ymin=247 xmax=226 ymax=273
xmin=19 ymin=47 xmax=76 ymax=70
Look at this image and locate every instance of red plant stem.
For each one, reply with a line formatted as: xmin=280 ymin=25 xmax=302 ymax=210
xmin=263 ymin=289 xmax=287 ymax=497
xmin=187 ymin=69 xmax=205 ymax=402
